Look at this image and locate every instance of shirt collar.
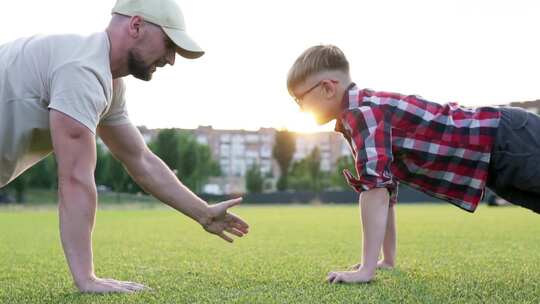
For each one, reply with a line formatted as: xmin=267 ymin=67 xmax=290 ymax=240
xmin=340 ymin=82 xmax=358 ymax=111
xmin=335 ymin=82 xmax=358 ymax=133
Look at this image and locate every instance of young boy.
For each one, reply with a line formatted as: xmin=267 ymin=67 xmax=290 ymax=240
xmin=286 ymin=45 xmax=539 ymax=284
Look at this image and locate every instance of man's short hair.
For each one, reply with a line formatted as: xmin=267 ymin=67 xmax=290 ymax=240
xmin=287 ymin=45 xmax=350 ymax=94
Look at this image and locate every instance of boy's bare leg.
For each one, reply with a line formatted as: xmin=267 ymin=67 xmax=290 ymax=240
xmin=327 ymin=188 xmax=389 ymax=283
xmin=348 ymin=203 xmax=396 ymax=270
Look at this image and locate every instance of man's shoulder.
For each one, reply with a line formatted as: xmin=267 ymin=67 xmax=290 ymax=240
xmin=48 ymin=32 xmax=110 ymax=72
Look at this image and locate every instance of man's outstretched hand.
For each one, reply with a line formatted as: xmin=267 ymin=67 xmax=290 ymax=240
xmin=200 ymin=197 xmax=249 ymax=242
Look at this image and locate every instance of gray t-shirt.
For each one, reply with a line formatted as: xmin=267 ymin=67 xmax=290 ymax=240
xmin=0 ymin=32 xmax=130 ymax=187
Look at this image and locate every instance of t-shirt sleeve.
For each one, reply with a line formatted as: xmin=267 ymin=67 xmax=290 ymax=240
xmin=341 ymin=106 xmax=398 ymax=203
xmin=100 ymin=78 xmax=130 ymax=126
xmin=49 ymin=64 xmax=108 ymax=134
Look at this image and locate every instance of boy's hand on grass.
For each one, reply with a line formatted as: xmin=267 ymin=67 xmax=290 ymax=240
xmin=200 ymin=197 xmax=250 ymax=243
xmin=348 ymin=260 xmax=394 ymax=271
xmin=78 ymin=277 xmax=149 ymax=293
xmin=376 ymin=260 xmax=395 ymax=269
xmin=327 ymin=267 xmax=375 ymax=284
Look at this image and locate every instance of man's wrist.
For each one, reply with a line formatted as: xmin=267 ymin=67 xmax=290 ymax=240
xmin=196 ymin=205 xmax=212 ymax=229
xmin=74 ymin=274 xmax=97 ymax=290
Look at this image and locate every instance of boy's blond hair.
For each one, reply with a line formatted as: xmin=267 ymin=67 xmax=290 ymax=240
xmin=287 ymin=45 xmax=350 ymax=95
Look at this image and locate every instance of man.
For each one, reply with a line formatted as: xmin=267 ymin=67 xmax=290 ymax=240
xmin=0 ymin=0 xmax=249 ymax=293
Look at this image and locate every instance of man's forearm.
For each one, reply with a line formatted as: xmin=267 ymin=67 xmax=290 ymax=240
xmin=359 ymin=188 xmax=390 ymax=273
xmin=126 ymin=151 xmax=210 ymax=224
xmin=58 ymin=180 xmax=97 ymax=288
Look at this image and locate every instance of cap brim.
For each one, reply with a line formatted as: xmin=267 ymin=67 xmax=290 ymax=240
xmin=162 ymin=27 xmax=205 ymax=59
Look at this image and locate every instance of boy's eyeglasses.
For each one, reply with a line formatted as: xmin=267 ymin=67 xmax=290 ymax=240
xmin=294 ymin=81 xmax=323 ymax=105
xmin=293 ymin=80 xmax=339 ymax=106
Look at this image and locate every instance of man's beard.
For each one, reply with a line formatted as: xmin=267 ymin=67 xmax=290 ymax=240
xmin=128 ymin=50 xmax=153 ymax=81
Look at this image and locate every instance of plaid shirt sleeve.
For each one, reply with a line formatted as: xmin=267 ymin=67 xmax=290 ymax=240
xmin=341 ymin=106 xmax=398 ymax=204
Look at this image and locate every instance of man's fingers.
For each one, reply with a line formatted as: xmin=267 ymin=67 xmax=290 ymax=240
xmin=218 ymin=232 xmax=234 ymax=243
xmin=221 ymin=197 xmax=243 ymax=210
xmin=232 ymin=222 xmax=249 ymax=233
xmin=119 ymin=283 xmax=143 ymax=292
xmin=101 ymin=282 xmax=133 ymax=293
xmin=103 ymin=279 xmax=144 ymax=287
xmin=229 ymin=214 xmax=249 ymax=230
xmin=118 ymin=282 xmax=147 ymax=292
xmin=225 ymin=227 xmax=244 ymax=237
xmin=102 ymin=279 xmax=148 ymax=292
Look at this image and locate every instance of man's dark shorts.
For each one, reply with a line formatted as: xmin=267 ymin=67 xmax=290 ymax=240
xmin=486 ymin=106 xmax=540 ymax=213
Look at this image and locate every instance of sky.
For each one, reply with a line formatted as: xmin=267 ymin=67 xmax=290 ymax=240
xmin=1 ymin=0 xmax=539 ymax=132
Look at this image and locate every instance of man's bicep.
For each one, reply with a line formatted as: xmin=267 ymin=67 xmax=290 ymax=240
xmin=49 ymin=64 xmax=107 ymax=134
xmin=50 ymin=109 xmax=97 ymax=177
xmin=97 ymin=122 xmax=148 ymax=164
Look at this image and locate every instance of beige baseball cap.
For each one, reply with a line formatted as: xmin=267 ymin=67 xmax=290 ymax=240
xmin=112 ymin=0 xmax=205 ymax=59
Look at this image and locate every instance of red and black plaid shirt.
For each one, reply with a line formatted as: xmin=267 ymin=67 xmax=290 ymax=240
xmin=335 ymin=84 xmax=501 ymax=212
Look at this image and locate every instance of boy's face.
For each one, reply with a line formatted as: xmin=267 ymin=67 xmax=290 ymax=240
xmin=292 ymin=79 xmax=341 ymax=125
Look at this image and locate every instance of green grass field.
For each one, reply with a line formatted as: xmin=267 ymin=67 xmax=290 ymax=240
xmin=1 ymin=203 xmax=540 ymax=304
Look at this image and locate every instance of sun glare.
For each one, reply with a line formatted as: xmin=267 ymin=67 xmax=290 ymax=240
xmin=285 ymin=112 xmax=334 ymax=133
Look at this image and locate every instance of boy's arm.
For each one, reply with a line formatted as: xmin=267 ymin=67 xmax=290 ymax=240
xmin=328 ymin=187 xmax=390 ymax=283
xmin=347 ymin=200 xmax=396 ymax=271
xmin=380 ymin=204 xmax=396 ymax=267
xmin=360 ymin=188 xmax=390 ymax=274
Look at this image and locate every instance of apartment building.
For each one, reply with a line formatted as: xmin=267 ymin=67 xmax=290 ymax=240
xmin=138 ymin=126 xmax=351 ymax=194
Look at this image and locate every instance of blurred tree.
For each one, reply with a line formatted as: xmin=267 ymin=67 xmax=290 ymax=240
xmin=307 ymin=147 xmax=322 ymax=192
xmin=150 ymin=129 xmax=220 ymax=193
xmin=330 ymin=155 xmax=355 ymax=190
xmin=94 ymin=143 xmax=108 ymax=186
xmin=272 ymin=130 xmax=296 ymax=191
xmin=245 ymin=163 xmax=264 ymax=193
xmin=7 ymin=154 xmax=57 ymax=203
xmin=150 ymin=129 xmax=182 ymax=171
xmin=10 ymin=174 xmax=28 ymax=203
xmin=289 ymin=147 xmax=324 ymax=192
xmin=104 ymin=153 xmax=129 ymax=202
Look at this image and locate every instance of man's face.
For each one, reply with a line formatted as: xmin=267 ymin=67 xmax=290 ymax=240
xmin=128 ymin=22 xmax=176 ymax=81
xmin=292 ymin=79 xmax=340 ymax=125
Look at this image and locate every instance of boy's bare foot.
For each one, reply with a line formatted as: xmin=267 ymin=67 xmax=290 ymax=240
xmin=327 ymin=267 xmax=375 ymax=284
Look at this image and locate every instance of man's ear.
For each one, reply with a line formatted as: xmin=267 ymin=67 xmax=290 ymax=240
xmin=128 ymin=16 xmax=145 ymax=38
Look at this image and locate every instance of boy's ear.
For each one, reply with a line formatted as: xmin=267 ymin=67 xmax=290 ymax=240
xmin=320 ymin=79 xmax=337 ymax=98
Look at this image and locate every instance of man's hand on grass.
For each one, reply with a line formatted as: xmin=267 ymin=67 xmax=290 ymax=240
xmin=77 ymin=277 xmax=150 ymax=293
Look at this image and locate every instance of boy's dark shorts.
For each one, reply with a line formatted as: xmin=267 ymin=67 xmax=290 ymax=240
xmin=486 ymin=106 xmax=540 ymax=213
